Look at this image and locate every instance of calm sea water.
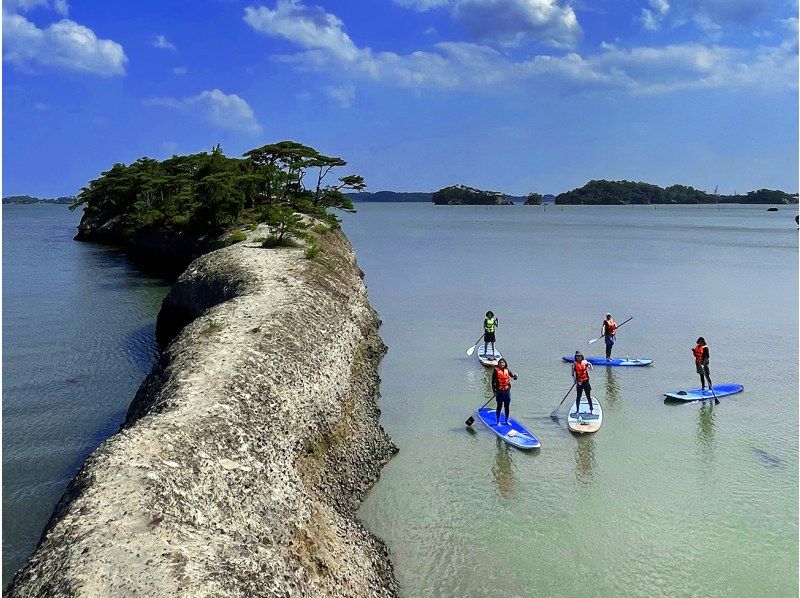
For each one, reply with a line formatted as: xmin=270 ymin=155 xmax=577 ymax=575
xmin=341 ymin=203 xmax=799 ymax=597
xmin=2 ymin=205 xmax=171 ymax=585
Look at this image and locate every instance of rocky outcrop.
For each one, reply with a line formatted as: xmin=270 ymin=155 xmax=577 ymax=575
xmin=7 ymin=226 xmax=398 ymax=597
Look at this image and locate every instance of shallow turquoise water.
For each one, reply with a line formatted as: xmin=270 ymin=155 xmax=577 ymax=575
xmin=2 ymin=205 xmax=170 ymax=585
xmin=342 ymin=203 xmax=799 ymax=597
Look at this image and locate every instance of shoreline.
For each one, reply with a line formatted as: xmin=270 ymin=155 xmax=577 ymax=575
xmin=7 ymin=225 xmax=399 ymax=596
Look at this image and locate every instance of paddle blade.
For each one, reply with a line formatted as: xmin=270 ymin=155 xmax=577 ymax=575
xmin=587 ymin=337 xmax=599 ymax=345
xmin=466 ymin=345 xmax=476 ymax=356
xmin=549 ymin=407 xmax=560 ymax=420
xmin=465 ymin=416 xmax=475 ymax=426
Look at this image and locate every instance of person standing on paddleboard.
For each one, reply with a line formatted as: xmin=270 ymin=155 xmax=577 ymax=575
xmin=572 ymin=351 xmax=594 ymax=414
xmin=491 ymin=358 xmax=517 ymax=426
xmin=601 ymin=313 xmax=618 ymax=360
xmin=483 ymin=311 xmax=498 ymax=356
xmin=693 ymin=337 xmax=712 ymax=390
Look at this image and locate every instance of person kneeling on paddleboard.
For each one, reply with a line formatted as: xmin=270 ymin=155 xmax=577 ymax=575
xmin=572 ymin=352 xmax=594 ymax=414
xmin=491 ymin=358 xmax=517 ymax=426
xmin=483 ymin=311 xmax=499 ymax=356
xmin=601 ymin=313 xmax=617 ymax=360
xmin=693 ymin=337 xmax=712 ymax=390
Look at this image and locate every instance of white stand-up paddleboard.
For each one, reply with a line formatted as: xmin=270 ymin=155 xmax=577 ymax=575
xmin=567 ymin=397 xmax=603 ymax=434
xmin=477 ymin=346 xmax=501 ymax=367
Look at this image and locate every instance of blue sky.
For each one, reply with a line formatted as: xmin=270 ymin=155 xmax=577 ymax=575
xmin=3 ymin=0 xmax=798 ymax=196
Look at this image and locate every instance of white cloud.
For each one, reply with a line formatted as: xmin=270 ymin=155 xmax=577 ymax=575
xmin=152 ymin=34 xmax=176 ymax=51
xmin=641 ymin=0 xmax=670 ymax=30
xmin=34 ymin=101 xmax=51 ymax=111
xmin=244 ymin=1 xmax=359 ymax=60
xmin=395 ymin=0 xmax=582 ymax=48
xmin=248 ymin=0 xmax=797 ymax=95
xmin=173 ymin=66 xmax=187 ymax=75
xmin=3 ymin=11 xmax=127 ymax=75
xmin=5 ymin=0 xmax=68 ymax=14
xmin=324 ymin=83 xmax=355 ymax=107
xmin=144 ymin=89 xmax=263 ymax=135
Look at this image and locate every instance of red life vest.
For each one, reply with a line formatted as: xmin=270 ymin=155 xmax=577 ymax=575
xmin=495 ymin=367 xmax=511 ymax=391
xmin=693 ymin=344 xmax=707 ymax=364
xmin=574 ymin=360 xmax=589 ymax=383
xmin=605 ymin=318 xmax=617 ymax=335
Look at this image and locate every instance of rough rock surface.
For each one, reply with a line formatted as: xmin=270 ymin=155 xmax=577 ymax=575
xmin=7 ymin=227 xmax=399 ymax=597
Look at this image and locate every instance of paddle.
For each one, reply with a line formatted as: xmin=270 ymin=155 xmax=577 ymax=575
xmin=588 ymin=316 xmax=634 ymax=345
xmin=465 ymin=333 xmax=485 ymax=357
xmin=708 ymin=378 xmax=720 ymax=405
xmin=549 ymin=382 xmax=577 ymax=420
xmin=465 ymin=394 xmax=496 ymax=427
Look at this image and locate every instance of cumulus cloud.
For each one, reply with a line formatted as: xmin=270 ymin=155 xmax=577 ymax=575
xmin=244 ymin=1 xmax=359 ymax=60
xmin=144 ymin=89 xmax=263 ymax=135
xmin=3 ymin=11 xmax=127 ymax=75
xmin=324 ymin=83 xmax=355 ymax=107
xmin=396 ymin=0 xmax=581 ymax=48
xmin=247 ymin=0 xmax=797 ymax=95
xmin=152 ymin=34 xmax=176 ymax=50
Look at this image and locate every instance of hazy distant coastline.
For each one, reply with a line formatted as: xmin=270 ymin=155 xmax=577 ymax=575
xmin=349 ymin=180 xmax=798 ymax=206
xmin=3 ymin=195 xmax=74 ymax=205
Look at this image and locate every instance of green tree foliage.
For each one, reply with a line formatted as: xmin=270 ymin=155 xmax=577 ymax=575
xmin=263 ymin=205 xmax=308 ymax=243
xmin=524 ymin=193 xmax=543 ymax=205
xmin=72 ymin=141 xmax=363 ymax=242
xmin=431 ymin=185 xmax=512 ymax=205
xmin=556 ymin=180 xmax=797 ymax=205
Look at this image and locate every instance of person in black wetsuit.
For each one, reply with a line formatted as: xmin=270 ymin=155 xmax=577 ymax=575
xmin=572 ymin=351 xmax=594 ymax=414
xmin=491 ymin=358 xmax=518 ymax=426
xmin=692 ymin=337 xmax=711 ymax=390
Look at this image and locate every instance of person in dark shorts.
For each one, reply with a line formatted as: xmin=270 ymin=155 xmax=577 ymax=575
xmin=693 ymin=337 xmax=711 ymax=390
xmin=572 ymin=351 xmax=594 ymax=414
xmin=491 ymin=358 xmax=518 ymax=425
xmin=483 ymin=311 xmax=498 ymax=356
xmin=601 ymin=313 xmax=618 ymax=359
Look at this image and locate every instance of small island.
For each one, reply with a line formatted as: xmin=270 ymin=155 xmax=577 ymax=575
xmin=554 ymin=180 xmax=798 ymax=205
xmin=432 ymin=184 xmax=514 ymax=205
xmin=3 ymin=194 xmax=74 ymax=205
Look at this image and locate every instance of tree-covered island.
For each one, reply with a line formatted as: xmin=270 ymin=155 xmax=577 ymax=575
xmin=431 ymin=185 xmax=514 ymax=205
xmin=71 ymin=141 xmax=364 ymax=267
xmin=554 ymin=180 xmax=798 ymax=205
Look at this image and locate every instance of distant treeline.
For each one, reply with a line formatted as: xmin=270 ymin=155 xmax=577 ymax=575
xmin=350 ymin=180 xmax=797 ymax=206
xmin=347 ymin=191 xmax=431 ymax=202
xmin=73 ymin=141 xmax=363 ymax=243
xmin=555 ymin=180 xmax=798 ymax=205
xmin=3 ymin=195 xmax=74 ymax=205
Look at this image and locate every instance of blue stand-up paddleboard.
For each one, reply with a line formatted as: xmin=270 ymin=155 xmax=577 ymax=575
xmin=478 ymin=346 xmax=502 ymax=367
xmin=664 ymin=384 xmax=744 ymax=402
xmin=562 ymin=356 xmax=653 ymax=367
xmin=567 ymin=397 xmax=603 ymax=434
xmin=476 ymin=407 xmax=540 ymax=449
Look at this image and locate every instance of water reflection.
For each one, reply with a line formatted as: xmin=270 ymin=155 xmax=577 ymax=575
xmin=696 ymin=402 xmax=716 ymax=465
xmin=604 ymin=367 xmax=621 ymax=410
xmin=574 ymin=435 xmax=597 ymax=484
xmin=492 ymin=438 xmax=515 ymax=499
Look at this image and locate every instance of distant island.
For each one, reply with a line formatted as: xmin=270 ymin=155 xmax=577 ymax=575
xmin=3 ymin=195 xmax=74 ymax=205
xmin=347 ymin=191 xmax=431 ymax=202
xmin=554 ymin=180 xmax=798 ymax=205
xmin=432 ymin=185 xmax=517 ymax=205
xmin=350 ymin=180 xmax=797 ymax=206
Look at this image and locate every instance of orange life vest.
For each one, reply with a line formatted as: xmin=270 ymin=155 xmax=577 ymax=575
xmin=495 ymin=367 xmax=511 ymax=391
xmin=574 ymin=360 xmax=589 ymax=383
xmin=693 ymin=344 xmax=707 ymax=364
xmin=605 ymin=318 xmax=617 ymax=335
